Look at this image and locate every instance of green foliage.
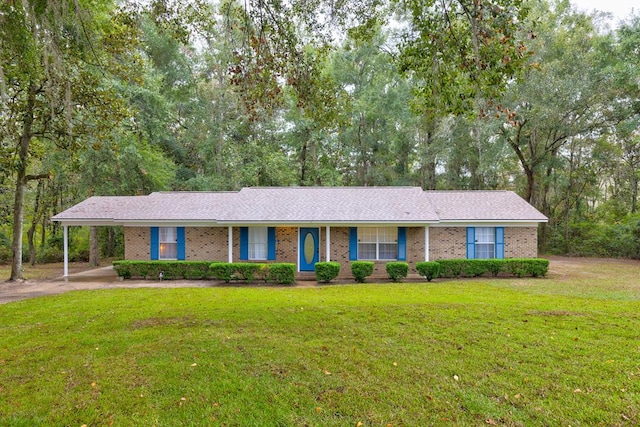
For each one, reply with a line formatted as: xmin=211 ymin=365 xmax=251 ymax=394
xmin=351 ymin=261 xmax=374 ymax=283
xmin=233 ymin=263 xmax=267 ymax=283
xmin=385 ymin=261 xmax=408 ymax=282
xmin=113 ymin=261 xmax=213 ymax=280
xmin=547 ymin=216 xmax=640 ymax=259
xmin=415 ymin=261 xmax=441 ymax=282
xmin=265 ymin=263 xmax=296 ymax=285
xmin=209 ymin=262 xmax=234 ymax=283
xmin=314 ymin=262 xmax=341 ymax=283
xmin=209 ymin=262 xmax=268 ymax=283
xmin=503 ymin=258 xmax=549 ymax=278
xmin=434 ymin=259 xmax=549 ymax=278
xmin=209 ymin=262 xmax=295 ymax=285
xmin=437 ymin=259 xmax=464 ymax=278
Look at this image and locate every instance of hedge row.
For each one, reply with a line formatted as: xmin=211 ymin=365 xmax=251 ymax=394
xmin=112 ymin=261 xmax=213 ymax=280
xmin=113 ymin=261 xmax=297 ymax=285
xmin=113 ymin=258 xmax=548 ymax=285
xmin=210 ymin=262 xmax=296 ymax=285
xmin=416 ymin=258 xmax=549 ymax=280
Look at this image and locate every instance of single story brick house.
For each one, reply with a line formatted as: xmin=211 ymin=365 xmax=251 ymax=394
xmin=52 ymin=187 xmax=547 ymax=277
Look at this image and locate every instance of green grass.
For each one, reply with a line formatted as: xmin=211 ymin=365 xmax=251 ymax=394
xmin=1 ymin=259 xmax=639 ymax=426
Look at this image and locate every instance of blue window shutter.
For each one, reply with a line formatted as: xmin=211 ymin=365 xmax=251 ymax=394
xmin=240 ymin=227 xmax=248 ymax=260
xmin=150 ymin=227 xmax=159 ymax=260
xmin=349 ymin=227 xmax=358 ymax=261
xmin=397 ymin=227 xmax=407 ymax=261
xmin=495 ymin=227 xmax=505 ymax=259
xmin=466 ymin=227 xmax=475 ymax=259
xmin=267 ymin=227 xmax=276 ymax=260
xmin=177 ymin=227 xmax=186 ymax=260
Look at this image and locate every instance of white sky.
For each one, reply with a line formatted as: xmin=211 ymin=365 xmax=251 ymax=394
xmin=571 ymin=0 xmax=637 ymax=24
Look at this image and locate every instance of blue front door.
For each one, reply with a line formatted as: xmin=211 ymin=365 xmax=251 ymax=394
xmin=299 ymin=228 xmax=319 ymax=271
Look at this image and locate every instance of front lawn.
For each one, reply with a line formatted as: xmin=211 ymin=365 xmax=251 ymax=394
xmin=0 ymin=258 xmax=639 ymax=426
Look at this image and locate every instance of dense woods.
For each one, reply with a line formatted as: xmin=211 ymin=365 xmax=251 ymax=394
xmin=1 ymin=0 xmax=639 ymax=279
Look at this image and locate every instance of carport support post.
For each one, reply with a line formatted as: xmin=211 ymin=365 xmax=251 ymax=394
xmin=326 ymin=226 xmax=330 ymax=262
xmin=63 ymin=225 xmax=69 ymax=277
xmin=227 ymin=226 xmax=233 ymax=263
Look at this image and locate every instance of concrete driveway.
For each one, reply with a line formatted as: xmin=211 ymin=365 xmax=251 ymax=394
xmin=0 ymin=266 xmax=213 ymax=305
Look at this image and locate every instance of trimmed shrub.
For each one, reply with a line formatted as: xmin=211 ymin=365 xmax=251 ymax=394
xmin=315 ymin=262 xmax=341 ymax=283
xmin=386 ymin=262 xmax=409 ymax=282
xmin=506 ymin=258 xmax=549 ymax=278
xmin=351 ymin=261 xmax=374 ymax=283
xmin=505 ymin=259 xmax=528 ymax=278
xmin=210 ymin=262 xmax=234 ymax=283
xmin=113 ymin=261 xmax=214 ymax=280
xmin=526 ymin=258 xmax=549 ymax=277
xmin=484 ymin=259 xmax=504 ymax=277
xmin=415 ymin=261 xmax=441 ymax=282
xmin=233 ymin=263 xmax=266 ymax=283
xmin=462 ymin=260 xmax=486 ymax=277
xmin=437 ymin=259 xmax=464 ymax=278
xmin=432 ymin=258 xmax=549 ymax=278
xmin=267 ymin=263 xmax=296 ymax=285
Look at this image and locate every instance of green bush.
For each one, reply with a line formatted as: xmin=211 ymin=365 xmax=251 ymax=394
xmin=233 ymin=263 xmax=267 ymax=283
xmin=505 ymin=259 xmax=528 ymax=278
xmin=433 ymin=258 xmax=549 ymax=278
xmin=386 ymin=262 xmax=408 ymax=282
xmin=266 ymin=263 xmax=296 ymax=285
xmin=507 ymin=258 xmax=549 ymax=278
xmin=437 ymin=259 xmax=464 ymax=278
xmin=484 ymin=259 xmax=504 ymax=277
xmin=113 ymin=261 xmax=214 ymax=280
xmin=315 ymin=262 xmax=341 ymax=283
xmin=415 ymin=261 xmax=441 ymax=282
xmin=351 ymin=261 xmax=374 ymax=283
xmin=209 ymin=262 xmax=234 ymax=283
xmin=527 ymin=258 xmax=549 ymax=277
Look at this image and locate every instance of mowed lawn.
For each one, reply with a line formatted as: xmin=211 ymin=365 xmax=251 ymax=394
xmin=0 ymin=258 xmax=639 ymax=426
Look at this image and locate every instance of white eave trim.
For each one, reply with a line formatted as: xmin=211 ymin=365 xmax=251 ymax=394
xmin=433 ymin=220 xmax=547 ymax=227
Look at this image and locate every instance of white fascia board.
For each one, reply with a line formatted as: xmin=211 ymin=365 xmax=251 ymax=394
xmin=217 ymin=220 xmax=439 ymax=227
xmin=433 ymin=221 xmax=546 ymax=227
xmin=51 ymin=219 xmax=118 ymax=226
xmin=114 ymin=220 xmax=220 ymax=227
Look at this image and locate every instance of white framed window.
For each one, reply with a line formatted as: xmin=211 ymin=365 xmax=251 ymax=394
xmin=358 ymin=227 xmax=398 ymax=260
xmin=475 ymin=227 xmax=495 ymax=259
xmin=159 ymin=227 xmax=178 ymax=260
xmin=249 ymin=227 xmax=268 ymax=260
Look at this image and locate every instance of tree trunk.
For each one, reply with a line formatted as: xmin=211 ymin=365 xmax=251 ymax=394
xmin=28 ymin=180 xmax=43 ymax=266
xmin=89 ymin=226 xmax=100 ymax=267
xmin=106 ymin=227 xmax=115 ymax=257
xmin=10 ymin=84 xmax=37 ymax=281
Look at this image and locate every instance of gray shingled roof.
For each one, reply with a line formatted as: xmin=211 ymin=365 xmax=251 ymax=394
xmin=52 ymin=187 xmax=547 ymax=225
xmin=426 ymin=191 xmax=548 ymax=221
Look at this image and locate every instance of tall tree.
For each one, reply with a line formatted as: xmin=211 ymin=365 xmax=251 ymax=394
xmin=0 ymin=1 xmax=137 ymax=280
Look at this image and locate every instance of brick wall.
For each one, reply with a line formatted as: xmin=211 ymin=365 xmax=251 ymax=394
xmin=124 ymin=227 xmax=150 ymax=260
xmin=505 ymin=227 xmax=538 ymax=258
xmin=186 ymin=227 xmax=228 ymax=261
xmin=428 ymin=226 xmax=539 ymax=260
xmin=406 ymin=227 xmax=426 ymax=265
xmin=275 ymin=227 xmax=298 ymax=264
xmin=429 ymin=227 xmax=466 ymax=260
